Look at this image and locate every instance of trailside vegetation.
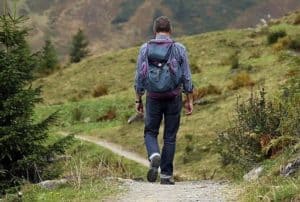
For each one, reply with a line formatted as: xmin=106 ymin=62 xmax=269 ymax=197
xmin=0 ymin=12 xmax=73 ymax=194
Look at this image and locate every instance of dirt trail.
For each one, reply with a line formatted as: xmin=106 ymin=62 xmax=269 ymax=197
xmin=61 ymin=132 xmax=239 ymax=201
xmin=73 ymin=135 xmax=149 ymax=167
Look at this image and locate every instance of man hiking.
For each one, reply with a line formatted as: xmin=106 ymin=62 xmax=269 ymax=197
xmin=134 ymin=16 xmax=194 ymax=185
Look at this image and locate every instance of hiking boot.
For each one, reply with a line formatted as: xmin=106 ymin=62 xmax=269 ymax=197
xmin=160 ymin=178 xmax=175 ymax=185
xmin=147 ymin=154 xmax=161 ymax=182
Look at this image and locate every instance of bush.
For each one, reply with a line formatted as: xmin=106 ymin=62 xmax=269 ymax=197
xmin=189 ymin=57 xmax=201 ymax=74
xmin=71 ymin=107 xmax=83 ymax=122
xmin=273 ymin=36 xmax=292 ymax=52
xmin=289 ymin=35 xmax=300 ymax=51
xmin=92 ymin=84 xmax=108 ymax=98
xmin=218 ymin=87 xmax=300 ymax=169
xmin=267 ymin=30 xmax=287 ymax=44
xmin=193 ymin=84 xmax=222 ymax=100
xmin=294 ymin=13 xmax=300 ymax=25
xmin=228 ymin=72 xmax=255 ymax=90
xmin=190 ymin=61 xmax=202 ymax=74
xmin=220 ymin=52 xmax=239 ymax=69
xmin=96 ymin=108 xmax=117 ymax=122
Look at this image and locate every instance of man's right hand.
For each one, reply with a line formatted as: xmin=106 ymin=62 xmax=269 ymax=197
xmin=185 ymin=99 xmax=193 ymax=115
xmin=185 ymin=93 xmax=193 ymax=115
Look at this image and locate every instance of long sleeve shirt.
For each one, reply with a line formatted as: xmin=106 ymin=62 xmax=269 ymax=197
xmin=134 ymin=34 xmax=193 ymax=96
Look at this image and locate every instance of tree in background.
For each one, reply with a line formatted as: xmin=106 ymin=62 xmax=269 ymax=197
xmin=0 ymin=13 xmax=73 ymax=194
xmin=70 ymin=29 xmax=89 ymax=63
xmin=39 ymin=38 xmax=58 ymax=74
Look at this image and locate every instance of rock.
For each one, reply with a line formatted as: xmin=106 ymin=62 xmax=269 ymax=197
xmin=83 ymin=117 xmax=91 ymax=123
xmin=127 ymin=113 xmax=144 ymax=124
xmin=194 ymin=98 xmax=211 ymax=105
xmin=38 ymin=179 xmax=67 ymax=189
xmin=280 ymin=158 xmax=300 ymax=177
xmin=243 ymin=166 xmax=263 ymax=181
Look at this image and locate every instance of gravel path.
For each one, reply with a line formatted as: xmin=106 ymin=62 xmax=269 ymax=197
xmin=60 ymin=132 xmax=239 ymax=201
xmin=111 ymin=179 xmax=238 ymax=202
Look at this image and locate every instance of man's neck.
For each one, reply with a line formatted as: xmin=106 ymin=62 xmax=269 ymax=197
xmin=156 ymin=32 xmax=170 ymax=37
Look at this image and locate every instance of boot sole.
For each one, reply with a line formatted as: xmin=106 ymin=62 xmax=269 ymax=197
xmin=147 ymin=155 xmax=160 ymax=182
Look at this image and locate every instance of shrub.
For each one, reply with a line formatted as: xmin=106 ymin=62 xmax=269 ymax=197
xmin=218 ymin=87 xmax=300 ymax=169
xmin=97 ymin=108 xmax=117 ymax=122
xmin=189 ymin=58 xmax=202 ymax=74
xmin=289 ymin=35 xmax=300 ymax=51
xmin=220 ymin=52 xmax=239 ymax=69
xmin=228 ymin=72 xmax=255 ymax=90
xmin=71 ymin=107 xmax=83 ymax=122
xmin=193 ymin=84 xmax=222 ymax=100
xmin=294 ymin=13 xmax=300 ymax=25
xmin=273 ymin=36 xmax=292 ymax=52
xmin=267 ymin=30 xmax=287 ymax=44
xmin=92 ymin=84 xmax=108 ymax=98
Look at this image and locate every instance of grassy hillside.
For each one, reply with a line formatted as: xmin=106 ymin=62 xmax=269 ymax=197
xmin=4 ymin=0 xmax=300 ymax=57
xmin=33 ymin=10 xmax=300 ymax=184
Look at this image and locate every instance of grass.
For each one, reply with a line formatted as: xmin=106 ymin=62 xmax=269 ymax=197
xmin=21 ymin=179 xmax=117 ymax=202
xmin=240 ymin=147 xmax=300 ymax=202
xmin=32 ymin=13 xmax=300 ymax=184
xmin=11 ymin=133 xmax=147 ymax=201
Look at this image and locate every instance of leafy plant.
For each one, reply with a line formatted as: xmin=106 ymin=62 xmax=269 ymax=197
xmin=289 ymin=35 xmax=300 ymax=51
xmin=218 ymin=86 xmax=300 ymax=169
xmin=228 ymin=72 xmax=255 ymax=90
xmin=220 ymin=51 xmax=239 ymax=69
xmin=294 ymin=13 xmax=300 ymax=25
xmin=92 ymin=84 xmax=108 ymax=98
xmin=193 ymin=84 xmax=222 ymax=100
xmin=267 ymin=30 xmax=287 ymax=44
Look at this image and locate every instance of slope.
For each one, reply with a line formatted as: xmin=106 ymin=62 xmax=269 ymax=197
xmin=34 ymin=12 xmax=300 ymax=181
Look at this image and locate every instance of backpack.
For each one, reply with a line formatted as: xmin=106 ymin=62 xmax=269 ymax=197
xmin=141 ymin=40 xmax=182 ymax=93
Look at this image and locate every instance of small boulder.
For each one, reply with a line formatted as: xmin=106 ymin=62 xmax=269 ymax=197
xmin=280 ymin=158 xmax=300 ymax=177
xmin=243 ymin=166 xmax=263 ymax=181
xmin=38 ymin=179 xmax=67 ymax=189
xmin=127 ymin=113 xmax=144 ymax=124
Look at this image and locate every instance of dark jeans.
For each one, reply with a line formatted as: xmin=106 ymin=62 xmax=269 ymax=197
xmin=144 ymin=95 xmax=182 ymax=176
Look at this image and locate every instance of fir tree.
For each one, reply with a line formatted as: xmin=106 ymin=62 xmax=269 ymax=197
xmin=40 ymin=38 xmax=58 ymax=74
xmin=70 ymin=29 xmax=89 ymax=63
xmin=0 ymin=13 xmax=73 ymax=193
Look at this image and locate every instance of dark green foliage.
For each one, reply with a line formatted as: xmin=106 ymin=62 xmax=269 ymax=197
xmin=0 ymin=13 xmax=73 ymax=194
xmin=289 ymin=35 xmax=300 ymax=51
xmin=267 ymin=30 xmax=287 ymax=44
xmin=70 ymin=29 xmax=89 ymax=63
xmin=218 ymin=87 xmax=299 ymax=169
xmin=38 ymin=39 xmax=58 ymax=74
xmin=111 ymin=0 xmax=144 ymax=24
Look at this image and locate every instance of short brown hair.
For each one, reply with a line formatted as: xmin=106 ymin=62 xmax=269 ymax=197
xmin=153 ymin=16 xmax=172 ymax=33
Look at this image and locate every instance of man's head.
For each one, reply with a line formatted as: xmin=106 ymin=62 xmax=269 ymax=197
xmin=153 ymin=16 xmax=172 ymax=35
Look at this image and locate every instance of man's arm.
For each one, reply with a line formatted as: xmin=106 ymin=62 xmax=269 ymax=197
xmin=180 ymin=45 xmax=194 ymax=115
xmin=134 ymin=44 xmax=147 ymax=114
